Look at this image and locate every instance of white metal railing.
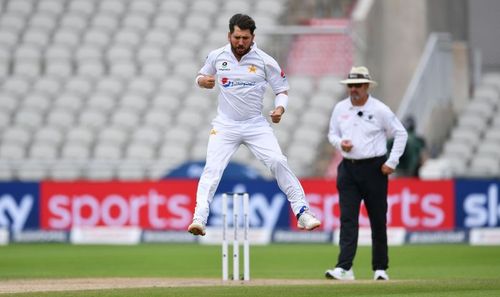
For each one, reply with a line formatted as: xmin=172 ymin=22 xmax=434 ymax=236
xmin=397 ymin=32 xmax=453 ymax=135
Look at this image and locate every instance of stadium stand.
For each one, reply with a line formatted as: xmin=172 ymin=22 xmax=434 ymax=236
xmin=419 ymin=72 xmax=500 ymax=179
xmin=0 ymin=0 xmax=349 ymax=181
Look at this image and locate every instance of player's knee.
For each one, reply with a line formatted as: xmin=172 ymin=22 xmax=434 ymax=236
xmin=268 ymin=155 xmax=288 ymax=171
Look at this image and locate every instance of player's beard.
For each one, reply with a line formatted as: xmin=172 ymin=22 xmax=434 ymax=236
xmin=232 ymin=44 xmax=251 ymax=58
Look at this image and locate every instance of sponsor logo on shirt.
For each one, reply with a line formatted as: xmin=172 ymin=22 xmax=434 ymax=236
xmin=221 ymin=77 xmax=256 ymax=88
xmin=218 ymin=61 xmax=231 ymax=71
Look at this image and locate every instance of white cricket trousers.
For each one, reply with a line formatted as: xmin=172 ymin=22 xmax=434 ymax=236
xmin=193 ymin=115 xmax=310 ymax=224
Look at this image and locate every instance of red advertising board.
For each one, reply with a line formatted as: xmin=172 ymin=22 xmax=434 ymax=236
xmin=301 ymin=178 xmax=455 ymax=231
xmin=39 ymin=178 xmax=455 ymax=231
xmin=40 ymin=181 xmax=197 ymax=230
xmin=387 ymin=178 xmax=455 ymax=230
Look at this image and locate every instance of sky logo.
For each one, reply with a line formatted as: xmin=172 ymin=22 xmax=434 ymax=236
xmin=461 ymin=183 xmax=500 ymax=228
xmin=0 ymin=194 xmax=35 ymax=232
xmin=0 ymin=182 xmax=39 ymax=232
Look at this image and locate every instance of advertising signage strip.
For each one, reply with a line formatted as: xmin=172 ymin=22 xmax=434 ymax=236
xmin=40 ymin=181 xmax=197 ymax=230
xmin=0 ymin=182 xmax=39 ymax=232
xmin=7 ymin=178 xmax=455 ymax=232
xmin=386 ymin=179 xmax=454 ymax=230
xmin=455 ymin=179 xmax=500 ymax=228
xmin=300 ymin=178 xmax=455 ymax=231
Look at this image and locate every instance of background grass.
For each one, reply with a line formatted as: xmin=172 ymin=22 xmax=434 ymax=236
xmin=1 ymin=243 xmax=500 ymax=296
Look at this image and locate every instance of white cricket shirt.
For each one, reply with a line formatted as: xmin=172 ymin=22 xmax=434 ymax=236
xmin=198 ymin=43 xmax=289 ymax=121
xmin=328 ymin=95 xmax=408 ymax=169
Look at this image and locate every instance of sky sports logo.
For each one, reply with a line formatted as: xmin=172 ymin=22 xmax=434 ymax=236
xmin=460 ymin=183 xmax=500 ymax=228
xmin=221 ymin=77 xmax=256 ymax=88
xmin=42 ymin=190 xmax=192 ymax=229
xmin=40 ymin=181 xmax=197 ymax=230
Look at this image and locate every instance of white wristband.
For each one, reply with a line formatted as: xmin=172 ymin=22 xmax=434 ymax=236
xmin=274 ymin=93 xmax=288 ymax=110
xmin=195 ymin=75 xmax=204 ymax=87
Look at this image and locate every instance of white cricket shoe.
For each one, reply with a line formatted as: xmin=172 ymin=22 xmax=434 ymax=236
xmin=188 ymin=219 xmax=206 ymax=236
xmin=325 ymin=267 xmax=355 ymax=280
xmin=297 ymin=210 xmax=321 ymax=230
xmin=374 ymin=270 xmax=389 ymax=280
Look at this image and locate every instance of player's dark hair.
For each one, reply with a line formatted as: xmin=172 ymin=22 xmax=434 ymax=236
xmin=229 ymin=14 xmax=256 ymax=34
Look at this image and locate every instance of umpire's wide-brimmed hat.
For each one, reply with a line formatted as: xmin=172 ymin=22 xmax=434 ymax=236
xmin=340 ymin=66 xmax=378 ymax=87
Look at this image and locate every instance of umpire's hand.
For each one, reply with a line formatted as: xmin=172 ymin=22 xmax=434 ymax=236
xmin=381 ymin=164 xmax=395 ymax=175
xmin=269 ymin=106 xmax=285 ymax=123
xmin=340 ymin=140 xmax=353 ymax=152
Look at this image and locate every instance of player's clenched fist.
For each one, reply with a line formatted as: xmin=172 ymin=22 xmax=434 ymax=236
xmin=198 ymin=75 xmax=216 ymax=89
xmin=269 ymin=106 xmax=285 ymax=123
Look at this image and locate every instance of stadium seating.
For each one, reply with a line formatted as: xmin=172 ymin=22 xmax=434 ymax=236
xmin=419 ymin=72 xmax=500 ymax=179
xmin=0 ymin=0 xmax=345 ymax=181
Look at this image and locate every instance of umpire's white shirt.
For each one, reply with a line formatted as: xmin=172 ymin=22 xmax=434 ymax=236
xmin=328 ymin=95 xmax=408 ymax=169
xmin=198 ymin=43 xmax=289 ymax=121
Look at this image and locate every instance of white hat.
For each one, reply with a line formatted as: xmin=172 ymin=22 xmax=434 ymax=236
xmin=340 ymin=66 xmax=377 ymax=87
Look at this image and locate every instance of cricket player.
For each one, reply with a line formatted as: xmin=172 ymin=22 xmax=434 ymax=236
xmin=188 ymin=14 xmax=321 ymax=236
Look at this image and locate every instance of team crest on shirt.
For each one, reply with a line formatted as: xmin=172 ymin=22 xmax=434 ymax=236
xmin=210 ymin=128 xmax=217 ymax=135
xmin=248 ymin=65 xmax=257 ymax=73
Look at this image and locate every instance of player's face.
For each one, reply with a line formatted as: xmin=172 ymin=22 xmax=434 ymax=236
xmin=348 ymin=83 xmax=369 ymax=101
xmin=228 ymin=26 xmax=254 ymax=58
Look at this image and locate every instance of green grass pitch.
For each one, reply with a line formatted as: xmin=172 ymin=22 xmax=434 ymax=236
xmin=1 ymin=243 xmax=499 ymax=296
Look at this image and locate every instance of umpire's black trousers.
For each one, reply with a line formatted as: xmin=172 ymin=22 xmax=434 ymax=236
xmin=336 ymin=155 xmax=388 ymax=271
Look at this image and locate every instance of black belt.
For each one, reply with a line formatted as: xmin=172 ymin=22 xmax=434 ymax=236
xmin=343 ymin=156 xmax=385 ymax=164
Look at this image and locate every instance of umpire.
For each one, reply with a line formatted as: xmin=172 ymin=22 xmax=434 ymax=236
xmin=325 ymin=67 xmax=407 ymax=281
